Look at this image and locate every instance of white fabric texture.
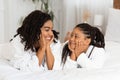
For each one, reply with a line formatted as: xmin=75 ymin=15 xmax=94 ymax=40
xmin=0 ymin=43 xmax=16 ymax=60
xmin=62 ymin=45 xmax=106 ymax=69
xmin=9 ymin=35 xmax=62 ymax=72
xmin=0 ymin=41 xmax=120 ymax=80
xmin=105 ymin=8 xmax=120 ymax=42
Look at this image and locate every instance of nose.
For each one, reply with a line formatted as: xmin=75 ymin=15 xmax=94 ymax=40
xmin=70 ymin=35 xmax=75 ymax=41
xmin=49 ymin=30 xmax=53 ymax=36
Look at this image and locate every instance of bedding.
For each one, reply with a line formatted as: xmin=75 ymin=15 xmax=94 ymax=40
xmin=0 ymin=41 xmax=120 ymax=80
xmin=0 ymin=43 xmax=15 ymax=60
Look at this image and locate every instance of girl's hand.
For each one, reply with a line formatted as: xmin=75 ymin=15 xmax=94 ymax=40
xmin=68 ymin=43 xmax=76 ymax=60
xmin=74 ymin=40 xmax=85 ymax=58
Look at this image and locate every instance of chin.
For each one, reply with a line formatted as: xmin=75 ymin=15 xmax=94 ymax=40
xmin=46 ymin=40 xmax=50 ymax=43
xmin=69 ymin=44 xmax=75 ymax=50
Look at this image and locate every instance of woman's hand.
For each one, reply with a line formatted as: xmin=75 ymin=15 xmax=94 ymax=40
xmin=36 ymin=35 xmax=46 ymax=66
xmin=46 ymin=35 xmax=54 ymax=48
xmin=39 ymin=34 xmax=46 ymax=51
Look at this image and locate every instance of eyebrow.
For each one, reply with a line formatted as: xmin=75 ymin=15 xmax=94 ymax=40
xmin=43 ymin=26 xmax=53 ymax=29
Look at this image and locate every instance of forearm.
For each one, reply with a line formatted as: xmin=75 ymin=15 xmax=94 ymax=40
xmin=70 ymin=52 xmax=76 ymax=61
xmin=36 ymin=48 xmax=45 ymax=66
xmin=46 ymin=46 xmax=54 ymax=70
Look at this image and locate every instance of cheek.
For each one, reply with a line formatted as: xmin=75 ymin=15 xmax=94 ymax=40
xmin=68 ymin=42 xmax=75 ymax=49
xmin=41 ymin=31 xmax=47 ymax=36
xmin=80 ymin=41 xmax=88 ymax=46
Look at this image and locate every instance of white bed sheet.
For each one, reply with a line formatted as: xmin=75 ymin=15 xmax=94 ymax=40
xmin=0 ymin=41 xmax=120 ymax=80
xmin=0 ymin=59 xmax=120 ymax=80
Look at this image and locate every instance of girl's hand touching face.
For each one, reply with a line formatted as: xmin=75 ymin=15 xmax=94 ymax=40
xmin=74 ymin=40 xmax=88 ymax=57
xmin=74 ymin=40 xmax=83 ymax=57
xmin=68 ymin=42 xmax=75 ymax=53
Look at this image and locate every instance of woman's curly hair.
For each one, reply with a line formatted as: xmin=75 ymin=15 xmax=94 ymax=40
xmin=11 ymin=10 xmax=59 ymax=52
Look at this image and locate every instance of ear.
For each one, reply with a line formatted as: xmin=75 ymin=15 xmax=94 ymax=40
xmin=85 ymin=38 xmax=91 ymax=45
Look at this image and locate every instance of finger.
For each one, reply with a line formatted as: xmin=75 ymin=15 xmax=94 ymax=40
xmin=68 ymin=43 xmax=72 ymax=51
xmin=68 ymin=44 xmax=71 ymax=50
xmin=78 ymin=41 xmax=81 ymax=47
xmin=75 ymin=40 xmax=79 ymax=48
xmin=49 ymin=36 xmax=54 ymax=44
xmin=39 ymin=34 xmax=42 ymax=42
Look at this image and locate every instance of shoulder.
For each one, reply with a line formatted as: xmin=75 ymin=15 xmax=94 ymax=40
xmin=10 ymin=35 xmax=25 ymax=53
xmin=91 ymin=46 xmax=105 ymax=56
xmin=10 ymin=35 xmax=21 ymax=44
xmin=94 ymin=46 xmax=105 ymax=53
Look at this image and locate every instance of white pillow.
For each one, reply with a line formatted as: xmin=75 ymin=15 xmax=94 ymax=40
xmin=105 ymin=8 xmax=120 ymax=42
xmin=0 ymin=43 xmax=15 ymax=60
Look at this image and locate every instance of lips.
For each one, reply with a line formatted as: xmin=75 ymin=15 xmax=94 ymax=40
xmin=45 ymin=37 xmax=52 ymax=41
xmin=69 ymin=41 xmax=76 ymax=45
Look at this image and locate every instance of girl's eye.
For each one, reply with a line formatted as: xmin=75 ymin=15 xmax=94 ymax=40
xmin=75 ymin=36 xmax=78 ymax=38
xmin=75 ymin=35 xmax=80 ymax=38
xmin=71 ymin=34 xmax=74 ymax=37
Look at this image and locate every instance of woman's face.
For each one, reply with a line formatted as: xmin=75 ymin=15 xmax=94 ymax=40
xmin=68 ymin=27 xmax=90 ymax=50
xmin=41 ymin=20 xmax=54 ymax=43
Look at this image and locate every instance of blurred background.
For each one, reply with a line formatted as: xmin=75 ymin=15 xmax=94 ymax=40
xmin=0 ymin=0 xmax=114 ymax=43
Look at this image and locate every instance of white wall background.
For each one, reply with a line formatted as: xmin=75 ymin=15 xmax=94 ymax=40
xmin=59 ymin=0 xmax=113 ymax=42
xmin=0 ymin=0 xmax=4 ymax=43
xmin=3 ymin=0 xmax=37 ymax=43
xmin=0 ymin=0 xmax=37 ymax=43
xmin=0 ymin=0 xmax=113 ymax=43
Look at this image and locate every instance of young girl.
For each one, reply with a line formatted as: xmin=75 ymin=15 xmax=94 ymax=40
xmin=10 ymin=10 xmax=61 ymax=72
xmin=61 ymin=23 xmax=105 ymax=69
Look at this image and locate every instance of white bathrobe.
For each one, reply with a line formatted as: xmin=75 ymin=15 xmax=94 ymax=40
xmin=10 ymin=35 xmax=62 ymax=72
xmin=62 ymin=45 xmax=106 ymax=69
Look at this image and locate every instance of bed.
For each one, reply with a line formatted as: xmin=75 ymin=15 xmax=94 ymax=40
xmin=0 ymin=8 xmax=120 ymax=80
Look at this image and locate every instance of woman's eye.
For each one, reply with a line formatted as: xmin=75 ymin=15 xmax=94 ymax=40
xmin=45 ymin=29 xmax=49 ymax=31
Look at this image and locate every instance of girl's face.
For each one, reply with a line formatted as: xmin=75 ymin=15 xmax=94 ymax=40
xmin=41 ymin=20 xmax=54 ymax=43
xmin=68 ymin=27 xmax=90 ymax=50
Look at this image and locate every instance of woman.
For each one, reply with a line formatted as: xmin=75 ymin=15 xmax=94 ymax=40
xmin=10 ymin=10 xmax=61 ymax=72
xmin=61 ymin=23 xmax=105 ymax=69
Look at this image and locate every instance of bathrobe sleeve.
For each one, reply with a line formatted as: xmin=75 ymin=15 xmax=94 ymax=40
xmin=62 ymin=56 xmax=77 ymax=69
xmin=77 ymin=47 xmax=106 ymax=69
xmin=57 ymin=41 xmax=78 ymax=69
xmin=51 ymin=40 xmax=63 ymax=70
xmin=10 ymin=36 xmax=44 ymax=72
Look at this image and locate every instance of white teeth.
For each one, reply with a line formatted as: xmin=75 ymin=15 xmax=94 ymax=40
xmin=46 ymin=37 xmax=51 ymax=40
